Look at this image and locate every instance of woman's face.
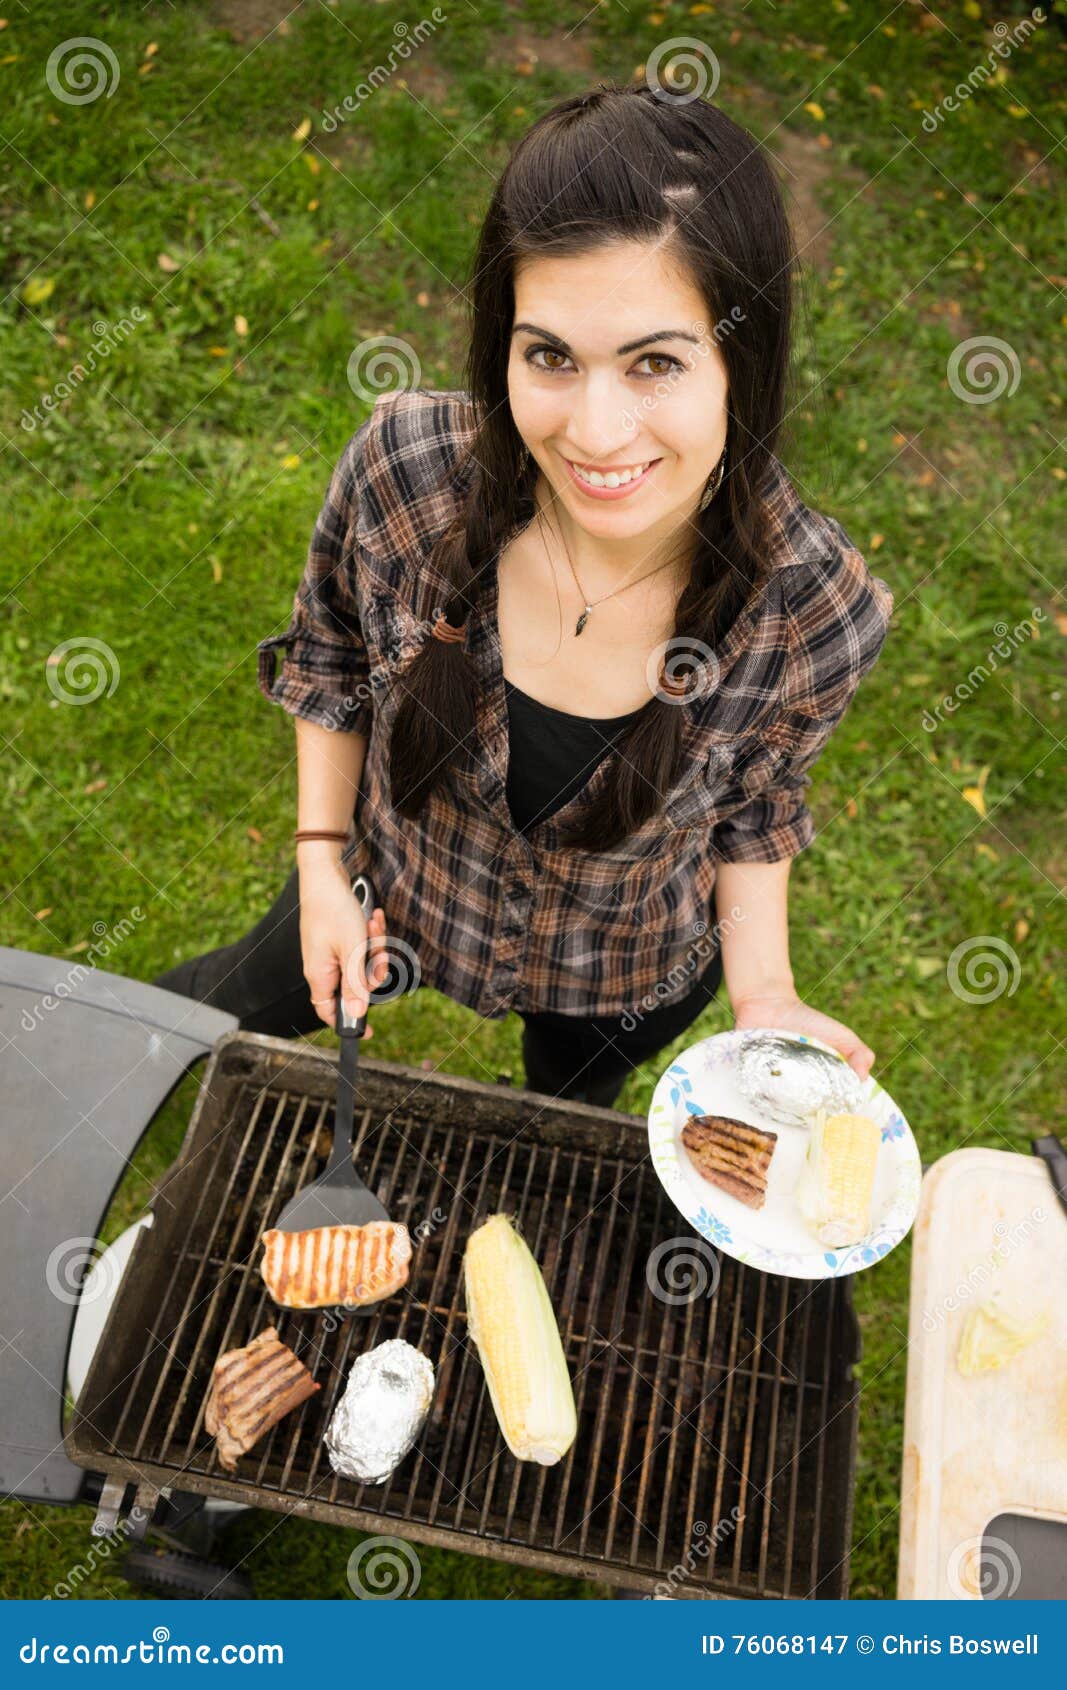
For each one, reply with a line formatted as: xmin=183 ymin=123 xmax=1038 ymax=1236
xmin=507 ymin=238 xmax=730 ymax=542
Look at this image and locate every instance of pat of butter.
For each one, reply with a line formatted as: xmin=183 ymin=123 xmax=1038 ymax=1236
xmin=956 ymin=1292 xmax=1050 ymax=1377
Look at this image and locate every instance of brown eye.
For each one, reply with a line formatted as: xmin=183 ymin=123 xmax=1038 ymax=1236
xmin=637 ymin=353 xmax=683 ymax=378
xmin=526 ymin=345 xmax=573 ymax=373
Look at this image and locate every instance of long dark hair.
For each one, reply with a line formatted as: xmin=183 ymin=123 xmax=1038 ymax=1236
xmin=389 ymin=80 xmax=796 ymax=851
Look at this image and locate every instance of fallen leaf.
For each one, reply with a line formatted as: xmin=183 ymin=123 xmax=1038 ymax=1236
xmin=84 ymin=189 xmax=96 ymax=211
xmin=962 ymin=785 xmax=986 ymax=818
xmin=22 ymin=276 xmax=55 ymax=307
xmin=304 ymin=153 xmax=320 ymax=175
xmin=804 ymin=101 xmax=825 ymax=121
xmin=157 ymin=253 xmax=180 ymax=273
xmin=234 ymin=313 xmax=249 ymax=337
xmin=975 ymin=843 xmax=999 ymax=862
xmin=34 ymin=907 xmax=53 ymax=921
xmin=1015 ymin=917 xmax=1029 ymax=942
xmin=211 ymin=557 xmax=223 ymax=583
xmin=846 ymin=797 xmax=858 ymax=818
xmin=280 ymin=453 xmax=301 ymax=470
xmin=71 ymin=941 xmax=90 ymax=954
xmin=869 ymin=533 xmax=884 ymax=550
xmin=145 ymin=41 xmax=158 ymax=57
xmin=247 ymin=826 xmax=264 ymax=844
xmin=915 ymin=958 xmax=942 ymax=980
xmin=83 ymin=778 xmax=107 ymax=794
xmin=293 ymin=117 xmax=311 ymax=142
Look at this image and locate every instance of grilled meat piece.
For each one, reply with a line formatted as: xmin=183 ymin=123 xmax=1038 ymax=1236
xmin=681 ymin=1112 xmax=778 ymax=1210
xmin=259 ymin=1221 xmax=411 ymax=1310
xmin=204 ymin=1326 xmax=319 ymax=1472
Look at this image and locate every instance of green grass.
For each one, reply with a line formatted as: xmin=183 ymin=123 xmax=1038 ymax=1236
xmin=2 ymin=0 xmax=1064 ymax=1601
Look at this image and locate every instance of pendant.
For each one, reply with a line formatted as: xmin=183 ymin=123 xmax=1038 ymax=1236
xmin=575 ymin=605 xmax=593 ymax=637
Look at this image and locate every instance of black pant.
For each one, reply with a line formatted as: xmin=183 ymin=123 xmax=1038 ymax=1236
xmin=151 ymin=867 xmax=723 ymax=1109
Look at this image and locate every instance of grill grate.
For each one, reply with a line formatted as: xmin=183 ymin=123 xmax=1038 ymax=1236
xmin=68 ymin=1032 xmax=860 ymax=1598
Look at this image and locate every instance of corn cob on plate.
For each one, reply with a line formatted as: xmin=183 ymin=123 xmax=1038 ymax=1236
xmin=648 ymin=1027 xmax=921 ymax=1279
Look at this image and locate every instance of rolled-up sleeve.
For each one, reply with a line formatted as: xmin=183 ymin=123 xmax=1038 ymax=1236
xmin=712 ymin=545 xmax=893 ymax=865
xmin=257 ymin=418 xmax=375 ymax=737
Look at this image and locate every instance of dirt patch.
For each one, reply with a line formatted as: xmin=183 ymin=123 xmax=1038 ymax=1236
xmin=208 ymin=0 xmax=306 ymax=43
xmin=770 ymin=126 xmax=873 ymax=275
xmin=395 ymin=53 xmax=453 ymax=106
xmin=486 ymin=26 xmax=597 ymax=79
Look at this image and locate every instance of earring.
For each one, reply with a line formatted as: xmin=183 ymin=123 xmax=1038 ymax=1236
xmin=699 ymin=443 xmax=728 ymax=511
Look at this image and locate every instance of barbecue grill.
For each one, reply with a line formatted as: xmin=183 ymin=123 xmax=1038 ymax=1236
xmin=1 ymin=946 xmax=862 ymax=1599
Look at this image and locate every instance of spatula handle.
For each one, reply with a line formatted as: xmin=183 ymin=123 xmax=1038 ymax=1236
xmin=335 ymin=873 xmax=378 ymax=1034
xmin=328 ymin=874 xmax=377 ymax=1173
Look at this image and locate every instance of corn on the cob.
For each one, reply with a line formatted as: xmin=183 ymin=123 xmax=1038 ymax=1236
xmin=795 ymin=1108 xmax=880 ymax=1248
xmin=463 ymin=1213 xmax=577 ymax=1465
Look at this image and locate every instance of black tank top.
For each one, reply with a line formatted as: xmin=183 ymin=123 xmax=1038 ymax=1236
xmin=504 ymin=679 xmax=646 ymax=834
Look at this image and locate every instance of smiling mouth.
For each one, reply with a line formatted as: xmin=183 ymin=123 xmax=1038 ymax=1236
xmin=561 ymin=454 xmax=662 ymax=490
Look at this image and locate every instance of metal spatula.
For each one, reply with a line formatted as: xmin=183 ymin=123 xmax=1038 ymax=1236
xmin=272 ymin=871 xmax=389 ymax=1234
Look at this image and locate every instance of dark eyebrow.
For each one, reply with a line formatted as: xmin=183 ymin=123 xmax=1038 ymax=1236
xmin=511 ymin=323 xmax=702 ymax=355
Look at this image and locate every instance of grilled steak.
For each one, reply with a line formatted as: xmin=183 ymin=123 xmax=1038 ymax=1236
xmin=204 ymin=1326 xmax=319 ymax=1471
xmin=681 ymin=1113 xmax=777 ymax=1210
xmin=259 ymin=1221 xmax=411 ymax=1310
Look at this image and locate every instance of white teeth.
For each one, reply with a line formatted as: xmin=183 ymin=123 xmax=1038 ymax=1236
xmin=572 ymin=460 xmax=649 ymax=488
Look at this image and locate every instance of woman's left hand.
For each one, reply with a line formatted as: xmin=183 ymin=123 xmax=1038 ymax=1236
xmin=732 ymin=991 xmax=875 ymax=1082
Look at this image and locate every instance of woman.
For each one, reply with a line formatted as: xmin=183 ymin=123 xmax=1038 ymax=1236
xmin=153 ymin=83 xmax=893 ymax=1110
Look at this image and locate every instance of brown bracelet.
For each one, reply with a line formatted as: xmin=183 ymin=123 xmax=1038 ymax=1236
xmin=293 ymin=829 xmax=351 ymax=843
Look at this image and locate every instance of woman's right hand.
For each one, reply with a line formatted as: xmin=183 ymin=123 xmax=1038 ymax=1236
xmin=298 ymin=854 xmax=390 ymax=1031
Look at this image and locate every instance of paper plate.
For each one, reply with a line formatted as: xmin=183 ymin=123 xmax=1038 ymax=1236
xmin=647 ymin=1026 xmax=922 ymax=1279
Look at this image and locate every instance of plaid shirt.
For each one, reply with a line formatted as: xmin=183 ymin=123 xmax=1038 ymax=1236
xmin=258 ymin=389 xmax=893 ymax=1020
